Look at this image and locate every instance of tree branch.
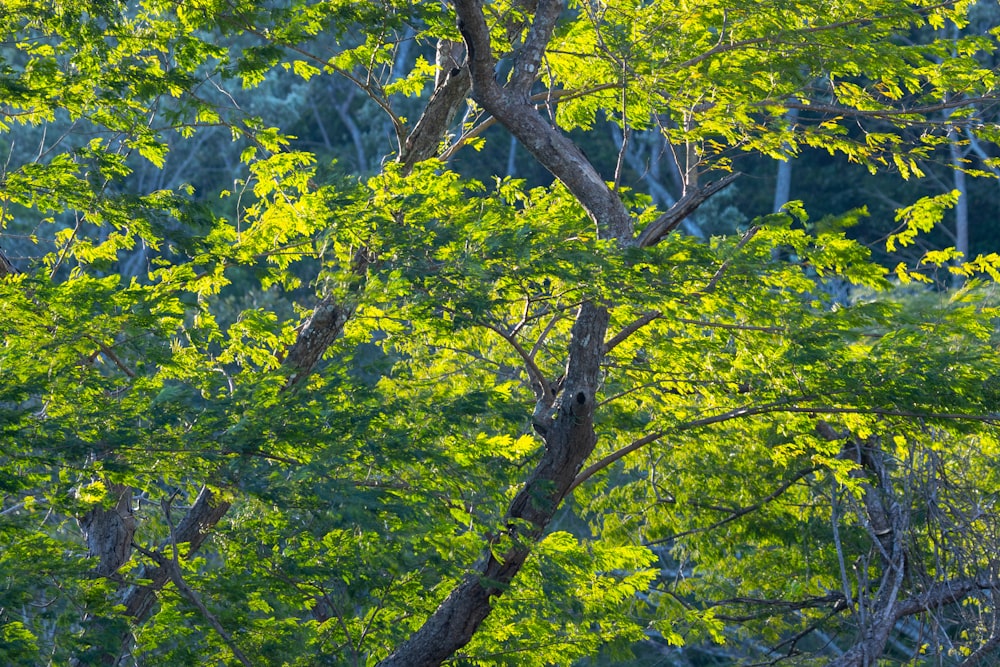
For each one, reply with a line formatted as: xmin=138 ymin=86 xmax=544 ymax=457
xmin=283 ymin=250 xmax=371 ymax=390
xmin=645 ymin=465 xmax=820 ymax=545
xmin=0 ymin=245 xmax=19 ymax=277
xmin=636 ymin=173 xmax=741 ymax=248
xmin=568 ymin=430 xmax=665 ymax=493
xmin=152 ymin=498 xmax=254 ymax=667
xmin=454 ymin=0 xmax=634 ymax=242
xmin=507 ymin=0 xmax=561 ymax=100
xmin=603 ymin=310 xmax=662 ymax=354
xmin=121 ymin=485 xmax=232 ymax=621
xmin=572 ymin=400 xmax=998 ymax=506
xmin=400 ymin=55 xmax=471 ymax=170
xmin=702 ymin=224 xmax=760 ymax=293
xmin=478 ymin=320 xmax=552 ymax=401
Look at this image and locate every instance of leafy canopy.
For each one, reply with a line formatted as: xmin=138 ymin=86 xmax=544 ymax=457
xmin=2 ymin=1 xmax=1000 ymax=666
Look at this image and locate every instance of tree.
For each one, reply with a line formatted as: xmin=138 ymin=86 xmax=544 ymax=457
xmin=3 ymin=1 xmax=1000 ymax=665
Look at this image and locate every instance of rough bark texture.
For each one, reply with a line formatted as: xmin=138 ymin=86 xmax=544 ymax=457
xmin=83 ymin=278 xmax=358 ymax=664
xmin=377 ymin=5 xmax=668 ymax=664
xmin=400 ymin=42 xmax=471 ymax=171
xmin=379 ymin=303 xmax=608 ymax=667
xmin=76 ymin=1 xmax=740 ymax=663
xmin=282 ymin=294 xmax=355 ymax=390
xmin=0 ymin=245 xmax=18 ymax=277
xmin=78 ymin=483 xmax=136 ymax=579
xmin=828 ymin=453 xmax=906 ymax=667
xmin=81 ymin=20 xmax=478 ymax=660
xmin=815 ymin=426 xmax=956 ymax=667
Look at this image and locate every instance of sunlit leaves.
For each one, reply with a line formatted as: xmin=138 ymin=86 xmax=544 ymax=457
xmin=544 ymin=0 xmax=1000 ymax=175
xmin=887 ymin=189 xmax=961 ymax=251
xmin=466 ymin=531 xmax=657 ymax=665
xmin=3 ymin=0 xmax=1000 ymax=665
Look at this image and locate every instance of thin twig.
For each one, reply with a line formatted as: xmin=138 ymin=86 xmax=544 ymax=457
xmin=830 ymin=484 xmax=856 ymax=611
xmin=90 ymin=339 xmax=137 ymax=378
xmin=478 ymin=320 xmax=551 ymax=400
xmin=645 ymin=465 xmax=820 ymax=545
xmin=702 ymin=224 xmax=760 ymax=293
xmin=612 ymin=58 xmax=628 ymax=192
xmin=569 ymin=400 xmax=997 ymax=497
xmin=529 ymin=311 xmax=561 ymax=360
xmin=675 ymin=317 xmax=783 ymax=333
xmin=49 ymin=213 xmax=82 ymax=279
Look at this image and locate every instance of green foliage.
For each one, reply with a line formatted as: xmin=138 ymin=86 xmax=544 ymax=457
xmin=2 ymin=0 xmax=1000 ymax=665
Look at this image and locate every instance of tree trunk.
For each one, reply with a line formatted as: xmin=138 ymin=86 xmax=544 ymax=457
xmin=378 ymin=303 xmax=607 ymax=667
xmin=772 ymin=107 xmax=798 ymax=213
xmin=76 ymin=19 xmax=481 ymax=664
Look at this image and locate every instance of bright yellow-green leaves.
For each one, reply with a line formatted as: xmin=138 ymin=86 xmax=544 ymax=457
xmin=888 ymin=189 xmax=962 ymax=252
xmin=545 ymin=0 xmax=1000 ymax=178
xmin=3 ymin=0 xmax=1000 ymax=665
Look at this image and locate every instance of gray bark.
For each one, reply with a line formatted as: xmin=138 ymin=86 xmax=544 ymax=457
xmin=375 ymin=5 xmax=747 ymax=660
xmin=823 ymin=434 xmax=911 ymax=666
xmin=400 ymin=61 xmax=471 ymax=171
xmin=455 ymin=0 xmax=732 ymax=247
xmin=120 ymin=486 xmax=232 ymax=622
xmin=76 ymin=3 xmax=744 ymax=663
xmin=0 ymin=245 xmax=19 ymax=276
xmin=78 ymin=483 xmax=136 ymax=579
xmin=79 ymin=20 xmax=479 ymax=666
xmin=282 ymin=293 xmax=356 ymax=390
xmin=636 ymin=173 xmax=740 ymax=248
xmin=455 ymin=0 xmax=635 ymax=242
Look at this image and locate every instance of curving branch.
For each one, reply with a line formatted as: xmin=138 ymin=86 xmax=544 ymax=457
xmin=477 ymin=319 xmax=552 ymax=402
xmin=603 ymin=310 xmax=662 ymax=354
xmin=568 ymin=430 xmax=665 ymax=493
xmin=400 ymin=50 xmax=471 ymax=170
xmin=133 ymin=498 xmax=254 ymax=667
xmin=570 ymin=400 xmax=1000 ymax=509
xmin=636 ymin=173 xmax=740 ymax=247
xmin=645 ymin=465 xmax=821 ymax=545
xmin=454 ymin=0 xmax=634 ymax=242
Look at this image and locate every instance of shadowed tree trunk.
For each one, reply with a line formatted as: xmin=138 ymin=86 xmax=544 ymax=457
xmin=379 ymin=302 xmax=608 ymax=667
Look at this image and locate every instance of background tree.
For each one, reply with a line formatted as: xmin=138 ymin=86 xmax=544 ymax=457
xmin=3 ymin=1 xmax=1000 ymax=666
